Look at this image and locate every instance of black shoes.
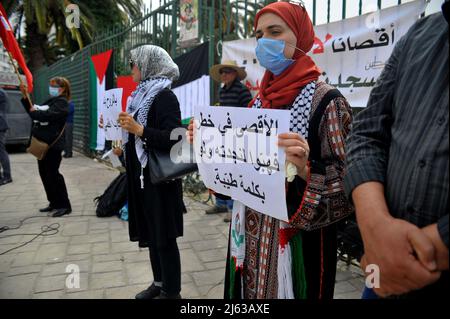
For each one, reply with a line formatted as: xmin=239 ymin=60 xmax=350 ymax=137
xmin=63 ymin=154 xmax=72 ymax=158
xmin=135 ymin=283 xmax=161 ymax=299
xmin=154 ymin=290 xmax=182 ymax=299
xmin=0 ymin=177 xmax=12 ymax=186
xmin=39 ymin=206 xmax=54 ymax=213
xmin=52 ymin=208 xmax=72 ymax=217
xmin=135 ymin=284 xmax=181 ymax=299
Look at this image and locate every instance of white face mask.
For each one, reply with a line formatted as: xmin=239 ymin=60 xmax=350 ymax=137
xmin=49 ymin=86 xmax=60 ymax=97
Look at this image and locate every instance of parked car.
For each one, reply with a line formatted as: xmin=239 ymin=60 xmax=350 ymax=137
xmin=3 ymin=88 xmax=31 ymax=146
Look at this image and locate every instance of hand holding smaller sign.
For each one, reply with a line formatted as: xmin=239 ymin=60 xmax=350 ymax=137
xmin=278 ymin=132 xmax=310 ymax=180
xmin=118 ymin=112 xmax=144 ymax=137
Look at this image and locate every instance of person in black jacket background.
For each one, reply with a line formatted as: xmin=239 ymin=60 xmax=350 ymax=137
xmin=20 ymin=77 xmax=72 ymax=217
xmin=118 ymin=45 xmax=184 ymax=299
xmin=0 ymin=88 xmax=12 ymax=186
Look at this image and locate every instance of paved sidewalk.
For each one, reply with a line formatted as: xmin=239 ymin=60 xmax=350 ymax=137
xmin=0 ymin=152 xmax=364 ymax=299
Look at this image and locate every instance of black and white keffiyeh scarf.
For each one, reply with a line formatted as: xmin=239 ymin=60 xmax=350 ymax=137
xmin=253 ymin=81 xmax=316 ymax=139
xmin=126 ymin=76 xmax=172 ymax=168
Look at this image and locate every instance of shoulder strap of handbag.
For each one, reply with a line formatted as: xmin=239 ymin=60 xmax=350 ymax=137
xmin=307 ymin=88 xmax=344 ymax=163
xmin=49 ymin=124 xmax=66 ymax=148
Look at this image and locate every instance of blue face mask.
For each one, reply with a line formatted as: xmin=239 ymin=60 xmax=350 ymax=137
xmin=255 ymin=38 xmax=295 ymax=76
xmin=49 ymin=86 xmax=60 ymax=97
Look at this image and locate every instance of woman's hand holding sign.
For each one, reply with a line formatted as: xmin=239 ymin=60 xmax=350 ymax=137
xmin=119 ymin=112 xmax=144 ymax=137
xmin=278 ymin=132 xmax=310 ymax=180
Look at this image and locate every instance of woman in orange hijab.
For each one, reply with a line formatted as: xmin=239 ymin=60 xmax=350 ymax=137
xmin=188 ymin=1 xmax=354 ymax=299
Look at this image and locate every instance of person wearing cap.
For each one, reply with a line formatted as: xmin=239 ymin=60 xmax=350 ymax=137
xmin=206 ymin=60 xmax=252 ymax=221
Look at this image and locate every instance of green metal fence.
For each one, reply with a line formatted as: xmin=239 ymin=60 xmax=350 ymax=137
xmin=33 ymin=0 xmax=407 ymax=155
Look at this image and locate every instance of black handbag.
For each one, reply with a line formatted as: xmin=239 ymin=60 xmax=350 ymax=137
xmin=147 ymin=141 xmax=198 ymax=184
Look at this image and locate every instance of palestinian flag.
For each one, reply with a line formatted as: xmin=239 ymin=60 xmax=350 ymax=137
xmin=172 ymin=42 xmax=210 ymax=125
xmin=89 ymin=49 xmax=114 ymax=151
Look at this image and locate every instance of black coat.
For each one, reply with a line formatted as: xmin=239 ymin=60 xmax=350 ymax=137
xmin=126 ymin=88 xmax=184 ymax=247
xmin=21 ymin=96 xmax=69 ymax=150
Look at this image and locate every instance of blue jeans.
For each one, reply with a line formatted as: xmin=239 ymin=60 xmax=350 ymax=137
xmin=362 ymin=287 xmax=379 ymax=299
xmin=0 ymin=131 xmax=11 ymax=179
xmin=216 ymin=198 xmax=233 ymax=210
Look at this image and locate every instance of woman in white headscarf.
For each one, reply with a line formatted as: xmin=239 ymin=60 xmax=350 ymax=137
xmin=118 ymin=45 xmax=183 ymax=299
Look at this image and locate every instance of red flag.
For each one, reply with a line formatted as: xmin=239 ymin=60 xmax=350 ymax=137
xmin=0 ymin=4 xmax=33 ymax=93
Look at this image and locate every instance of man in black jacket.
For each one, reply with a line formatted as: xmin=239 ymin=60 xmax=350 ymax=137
xmin=0 ymin=88 xmax=12 ymax=186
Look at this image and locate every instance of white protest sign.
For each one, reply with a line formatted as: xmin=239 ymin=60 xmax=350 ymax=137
xmin=194 ymin=105 xmax=290 ymax=222
xmin=102 ymin=88 xmax=123 ymax=141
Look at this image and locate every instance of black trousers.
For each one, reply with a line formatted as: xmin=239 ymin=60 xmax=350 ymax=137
xmin=148 ymin=238 xmax=181 ymax=295
xmin=37 ymin=148 xmax=71 ymax=209
xmin=301 ymin=223 xmax=338 ymax=299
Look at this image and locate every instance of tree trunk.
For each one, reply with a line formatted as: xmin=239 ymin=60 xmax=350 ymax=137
xmin=24 ymin=22 xmax=48 ymax=73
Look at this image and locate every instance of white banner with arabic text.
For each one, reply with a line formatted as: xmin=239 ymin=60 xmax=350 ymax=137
xmin=222 ymin=0 xmax=426 ymax=107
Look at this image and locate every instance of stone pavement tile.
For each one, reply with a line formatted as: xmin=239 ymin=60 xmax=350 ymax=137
xmin=178 ymin=228 xmax=204 ymax=243
xmin=348 ymin=277 xmax=365 ymax=291
xmin=90 ymin=271 xmax=126 ymax=290
xmin=109 ymin=221 xmax=127 ymax=230
xmin=64 ymin=254 xmax=90 ymax=262
xmin=7 ymin=264 xmax=42 ymax=277
xmin=182 ymin=273 xmax=193 ymax=284
xmin=204 ymin=261 xmax=226 ymax=270
xmin=0 ymin=273 xmax=37 ymax=298
xmin=335 ymin=268 xmax=356 ymax=282
xmin=197 ymin=248 xmax=227 ymax=263
xmin=197 ymin=225 xmax=224 ymax=236
xmin=92 ymin=260 xmax=123 ymax=273
xmin=41 ymin=260 xmax=90 ymax=277
xmin=11 ymin=251 xmax=36 ymax=267
xmin=0 ymin=235 xmax=25 ymax=245
xmin=205 ymin=283 xmax=224 ymax=299
xmin=191 ymin=238 xmax=228 ymax=252
xmin=197 ymin=284 xmax=223 ymax=298
xmin=104 ymin=284 xmax=147 ymax=299
xmin=203 ymin=233 xmax=228 ymax=241
xmin=67 ymin=243 xmax=92 ymax=255
xmin=61 ymin=222 xmax=89 ymax=236
xmin=33 ymin=243 xmax=68 ymax=264
xmin=89 ymin=229 xmax=109 ymax=235
xmin=179 ymin=249 xmax=205 ymax=272
xmin=93 ymin=253 xmax=125 ymax=263
xmin=89 ymin=222 xmax=109 ymax=231
xmin=191 ymin=268 xmax=225 ymax=287
xmin=64 ymin=289 xmax=104 ymax=299
xmin=181 ymin=282 xmax=201 ymax=299
xmin=0 ymin=254 xmax=13 ymax=272
xmin=32 ymin=291 xmax=64 ymax=299
xmin=92 ymin=242 xmax=110 ymax=255
xmin=64 ymin=272 xmax=89 ymax=292
xmin=70 ymin=233 xmax=109 ymax=244
xmin=178 ymin=242 xmax=191 ymax=250
xmin=334 ymin=281 xmax=358 ymax=294
xmin=125 ymin=261 xmax=152 ymax=285
xmin=10 ymin=241 xmax=43 ymax=254
xmin=111 ymin=233 xmax=131 ymax=243
xmin=34 ymin=274 xmax=67 ymax=293
xmin=111 ymin=241 xmax=139 ymax=253
xmin=334 ymin=290 xmax=363 ymax=299
xmin=41 ymin=235 xmax=71 ymax=244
